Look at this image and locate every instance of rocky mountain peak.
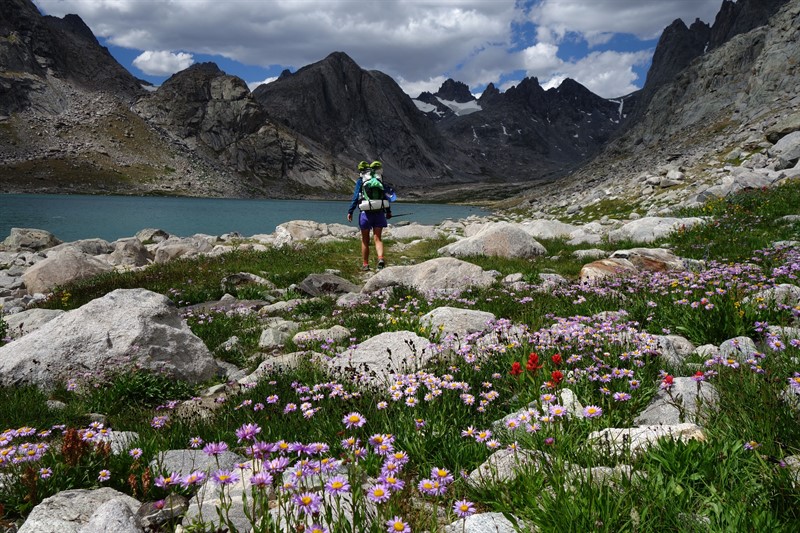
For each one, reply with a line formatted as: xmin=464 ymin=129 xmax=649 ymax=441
xmin=503 ymin=76 xmax=548 ymax=111
xmin=252 ymin=50 xmax=467 ymax=184
xmin=435 ymin=79 xmax=474 ymax=103
xmin=709 ymin=0 xmax=790 ymax=50
xmin=643 ymin=18 xmax=709 ymax=93
xmin=0 ymin=0 xmax=143 ymax=115
xmin=43 ymin=13 xmax=98 ymax=44
xmin=478 ymin=82 xmax=500 ymax=102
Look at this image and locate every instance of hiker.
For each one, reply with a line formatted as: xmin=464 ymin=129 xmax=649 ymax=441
xmin=347 ymin=160 xmax=392 ymax=270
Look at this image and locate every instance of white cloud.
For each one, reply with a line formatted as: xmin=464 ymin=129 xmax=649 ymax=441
xmin=527 ymin=0 xmax=722 ymax=43
xmin=531 ymin=49 xmax=652 ymax=98
xmin=132 ymin=50 xmax=194 ymax=76
xmin=247 ymin=76 xmax=278 ymax=92
xmin=32 ymin=0 xmax=725 ymax=98
xmin=397 ymin=76 xmax=449 ymax=99
xmin=520 ymin=42 xmax=561 ymax=72
xmin=34 ymin=0 xmax=518 ymax=85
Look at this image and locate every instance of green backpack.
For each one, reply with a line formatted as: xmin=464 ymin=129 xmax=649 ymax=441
xmin=362 ymin=174 xmax=384 ymax=201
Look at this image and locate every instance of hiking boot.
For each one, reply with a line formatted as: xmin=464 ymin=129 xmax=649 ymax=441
xmin=361 ymin=264 xmax=371 ymax=272
xmin=377 ymin=259 xmax=386 ymax=269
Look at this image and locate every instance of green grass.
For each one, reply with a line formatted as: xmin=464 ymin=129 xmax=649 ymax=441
xmin=667 ymin=179 xmax=800 ymax=262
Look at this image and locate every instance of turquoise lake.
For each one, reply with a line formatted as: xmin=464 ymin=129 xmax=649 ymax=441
xmin=0 ymin=194 xmax=489 ymax=242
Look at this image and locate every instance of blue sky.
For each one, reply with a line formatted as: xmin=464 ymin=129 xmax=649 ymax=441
xmin=33 ymin=0 xmax=723 ymax=99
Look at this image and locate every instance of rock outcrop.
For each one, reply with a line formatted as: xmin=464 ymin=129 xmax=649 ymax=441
xmin=438 ymin=222 xmax=547 ymax=259
xmin=361 ymin=257 xmax=498 ymax=294
xmin=17 ymin=488 xmax=141 ymax=533
xmin=0 ymin=288 xmax=219 ymax=387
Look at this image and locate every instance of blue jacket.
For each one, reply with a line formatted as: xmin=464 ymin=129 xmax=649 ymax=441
xmin=347 ymin=177 xmax=363 ymax=216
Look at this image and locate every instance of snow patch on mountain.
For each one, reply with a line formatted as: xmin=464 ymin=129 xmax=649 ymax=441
xmin=412 ymin=96 xmax=481 ymax=117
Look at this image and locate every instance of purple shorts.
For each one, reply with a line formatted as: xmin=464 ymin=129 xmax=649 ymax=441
xmin=359 ymin=210 xmax=387 ymax=230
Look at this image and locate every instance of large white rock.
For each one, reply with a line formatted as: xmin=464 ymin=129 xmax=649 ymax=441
xmin=1 ymin=227 xmax=62 ymax=252
xmin=420 ymin=306 xmax=496 ymax=339
xmin=438 ymin=222 xmax=547 ymax=258
xmin=385 ymin=223 xmax=442 ymax=240
xmin=152 ymin=236 xmax=214 ymax=264
xmin=49 ymin=239 xmax=113 ymax=256
xmin=634 ymin=377 xmax=718 ymax=426
xmin=579 ymin=257 xmax=638 ymax=282
xmin=743 ymin=283 xmax=800 ymax=307
xmin=3 ymin=308 xmax=65 ymax=338
xmin=18 ymin=488 xmax=140 ymax=533
xmin=326 ymin=330 xmax=433 ymax=384
xmin=362 ymin=257 xmax=498 ymax=294
xmin=607 ymin=217 xmax=705 ymax=243
xmin=293 ymin=325 xmax=352 ymax=346
xmin=769 ymin=130 xmax=800 ymax=161
xmin=519 ymin=219 xmax=579 ymax=240
xmin=609 ymin=248 xmax=686 ymax=271
xmin=273 ymin=220 xmax=356 ymax=246
xmin=442 ymin=512 xmax=524 ymax=533
xmin=22 ymin=248 xmax=114 ymax=294
xmin=588 ymin=423 xmax=706 ymax=458
xmin=467 ymin=448 xmax=548 ymax=488
xmin=78 ymin=498 xmax=144 ymax=533
xmin=0 ymin=288 xmax=219 ymax=388
xmin=107 ymin=238 xmax=152 ymax=267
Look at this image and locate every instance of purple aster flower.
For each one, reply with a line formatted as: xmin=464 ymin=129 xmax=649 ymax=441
xmin=583 ymin=405 xmax=603 ymax=418
xmin=189 ymin=436 xmax=204 ymax=448
xmin=155 ymin=471 xmax=181 ymax=487
xmin=203 ymin=441 xmax=229 ymax=456
xmin=453 ymin=499 xmax=476 ymax=518
xmin=613 ymin=392 xmax=631 ymax=402
xmin=385 ymin=516 xmax=411 ymax=532
xmin=212 ymin=469 xmax=240 ymax=486
xmin=343 ymin=412 xmax=366 ymax=429
xmin=128 ymin=447 xmax=143 ymax=459
xmin=181 ymin=470 xmax=207 ymax=487
xmin=367 ymin=483 xmax=392 ymax=503
xmin=293 ymin=491 xmax=322 ymax=515
xmin=379 ymin=473 xmax=405 ymax=492
xmin=150 ymin=415 xmax=169 ymax=429
xmin=352 ymin=447 xmax=368 ymax=461
xmin=98 ymin=469 xmax=111 ymax=482
xmin=418 ymin=478 xmax=445 ymax=496
xmin=324 ymin=475 xmax=350 ymax=495
xmin=307 ymin=442 xmax=329 ymax=456
xmin=39 ymin=467 xmax=53 ymax=479
xmin=250 ymin=471 xmax=273 ymax=488
xmin=309 ymin=525 xmax=329 ymax=533
xmin=249 ymin=440 xmax=275 ymax=459
xmin=430 ymin=467 xmax=454 ymax=485
xmin=474 ymin=429 xmax=492 ymax=442
xmin=235 ymin=423 xmax=261 ymax=443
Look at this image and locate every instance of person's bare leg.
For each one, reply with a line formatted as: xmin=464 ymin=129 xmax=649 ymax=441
xmin=361 ymin=229 xmax=371 ymax=265
xmin=373 ymin=227 xmax=384 ymax=260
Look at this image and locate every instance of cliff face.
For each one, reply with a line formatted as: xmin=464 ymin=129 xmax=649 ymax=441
xmin=636 ymin=0 xmax=791 ymax=116
xmin=0 ymin=0 xmax=143 ymax=115
xmin=519 ymin=0 xmax=800 ymax=218
xmin=252 ymin=52 xmax=479 ymax=186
